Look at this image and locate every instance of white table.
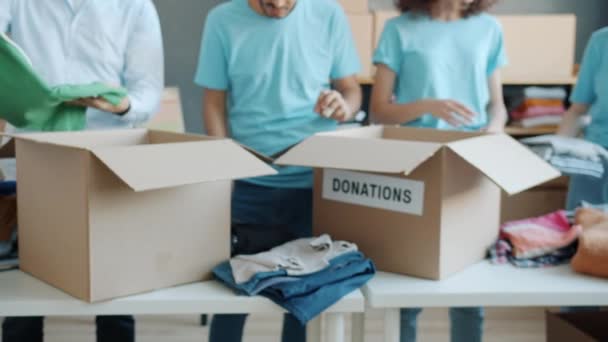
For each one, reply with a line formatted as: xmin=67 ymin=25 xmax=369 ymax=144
xmin=362 ymin=262 xmax=608 ymax=342
xmin=0 ymin=270 xmax=365 ymax=342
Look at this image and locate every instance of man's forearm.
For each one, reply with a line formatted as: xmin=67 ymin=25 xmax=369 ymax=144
xmin=339 ymin=85 xmax=362 ymax=120
xmin=558 ymin=104 xmax=589 ymax=137
xmin=487 ymin=103 xmax=508 ymax=129
xmin=204 ymin=111 xmax=228 ymax=137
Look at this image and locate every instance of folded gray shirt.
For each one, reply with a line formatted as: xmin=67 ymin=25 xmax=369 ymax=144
xmin=230 ymin=234 xmax=358 ymax=284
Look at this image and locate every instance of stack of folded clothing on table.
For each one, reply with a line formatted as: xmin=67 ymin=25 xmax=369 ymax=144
xmin=213 ymin=234 xmax=375 ymax=324
xmin=571 ymin=207 xmax=608 ymax=278
xmin=489 ymin=210 xmax=582 ymax=268
xmin=509 ymin=87 xmax=567 ymax=129
xmin=521 ymin=135 xmax=608 ymax=179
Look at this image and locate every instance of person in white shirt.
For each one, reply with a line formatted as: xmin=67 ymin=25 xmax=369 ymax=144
xmin=0 ymin=0 xmax=164 ymax=130
xmin=0 ymin=1 xmax=163 ymax=341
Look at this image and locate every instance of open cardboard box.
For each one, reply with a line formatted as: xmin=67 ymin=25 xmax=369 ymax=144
xmin=3 ymin=129 xmax=275 ymax=302
xmin=271 ymin=126 xmax=560 ymax=279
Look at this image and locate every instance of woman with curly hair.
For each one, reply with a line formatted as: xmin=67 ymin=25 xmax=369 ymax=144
xmin=370 ymin=0 xmax=507 ymax=133
xmin=370 ymin=0 xmax=508 ymax=341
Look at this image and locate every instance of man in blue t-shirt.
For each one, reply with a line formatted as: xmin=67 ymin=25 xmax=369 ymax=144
xmin=194 ymin=0 xmax=362 ymax=341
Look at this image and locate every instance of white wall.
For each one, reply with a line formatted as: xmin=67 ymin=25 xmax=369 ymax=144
xmin=152 ymin=0 xmax=224 ymax=133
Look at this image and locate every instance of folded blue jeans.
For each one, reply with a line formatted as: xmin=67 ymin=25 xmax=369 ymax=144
xmin=214 ymin=251 xmax=375 ymax=324
xmin=210 ymin=181 xmax=313 ymax=342
xmin=262 ymin=252 xmax=374 ymax=324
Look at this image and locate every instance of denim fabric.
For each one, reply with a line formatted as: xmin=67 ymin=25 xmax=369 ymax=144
xmin=264 ymin=252 xmax=371 ymax=299
xmin=213 ymin=260 xmax=288 ymax=296
xmin=0 ymin=181 xmax=16 ymax=196
xmin=400 ymin=307 xmax=484 ymax=342
xmin=210 ymin=181 xmax=313 ymax=342
xmin=209 ymin=313 xmax=304 ymax=342
xmin=263 ymin=252 xmax=374 ymax=324
xmin=214 ymin=252 xmax=375 ymax=324
xmin=567 ymin=158 xmax=608 ymax=210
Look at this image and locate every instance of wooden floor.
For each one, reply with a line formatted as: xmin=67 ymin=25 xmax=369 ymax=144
xmin=0 ymin=308 xmax=546 ymax=341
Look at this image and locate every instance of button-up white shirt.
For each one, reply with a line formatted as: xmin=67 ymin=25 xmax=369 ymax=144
xmin=0 ymin=0 xmax=164 ymax=129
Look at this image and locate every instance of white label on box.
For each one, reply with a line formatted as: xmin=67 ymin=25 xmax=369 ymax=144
xmin=322 ymin=169 xmax=425 ymax=216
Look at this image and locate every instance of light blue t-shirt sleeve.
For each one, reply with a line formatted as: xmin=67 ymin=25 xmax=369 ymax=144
xmin=0 ymin=0 xmax=12 ymax=33
xmin=330 ymin=8 xmax=361 ymax=80
xmin=570 ymin=33 xmax=599 ymax=105
xmin=194 ymin=12 xmax=229 ymax=90
xmin=486 ymin=20 xmax=508 ymax=76
xmin=373 ymin=19 xmax=401 ymax=73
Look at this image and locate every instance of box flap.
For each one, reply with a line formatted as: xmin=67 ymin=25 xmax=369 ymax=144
xmin=12 ymin=129 xmax=149 ymax=149
xmin=319 ymin=125 xmax=384 ymax=138
xmin=240 ymin=145 xmax=275 ymax=163
xmin=239 ymin=143 xmax=298 ymax=163
xmin=275 ymin=135 xmax=442 ymax=174
xmin=447 ymin=134 xmax=561 ymax=195
xmin=91 ymin=139 xmax=277 ymax=192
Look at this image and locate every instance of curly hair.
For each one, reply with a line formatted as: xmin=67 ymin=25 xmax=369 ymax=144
xmin=395 ymin=0 xmax=498 ymax=17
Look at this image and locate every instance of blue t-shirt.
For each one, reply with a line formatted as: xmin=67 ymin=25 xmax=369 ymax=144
xmin=195 ymin=0 xmax=360 ymax=188
xmin=570 ymin=27 xmax=608 ymax=147
xmin=373 ymin=12 xmax=507 ymax=130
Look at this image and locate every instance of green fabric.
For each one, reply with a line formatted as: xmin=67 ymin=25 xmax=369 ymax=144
xmin=0 ymin=35 xmax=127 ymax=131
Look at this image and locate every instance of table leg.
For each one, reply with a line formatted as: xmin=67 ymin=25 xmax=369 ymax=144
xmin=325 ymin=313 xmax=346 ymax=342
xmin=351 ymin=312 xmax=365 ymax=342
xmin=384 ymin=309 xmax=400 ymax=342
xmin=307 ymin=316 xmax=322 ymax=342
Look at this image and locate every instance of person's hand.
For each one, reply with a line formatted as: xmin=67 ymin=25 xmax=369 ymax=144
xmin=575 ymin=207 xmax=608 ymax=229
xmin=314 ymin=90 xmax=352 ymax=122
xmin=67 ymin=96 xmax=130 ymax=115
xmin=419 ymin=99 xmax=477 ymax=127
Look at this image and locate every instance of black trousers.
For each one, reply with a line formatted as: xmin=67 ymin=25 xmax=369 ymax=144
xmin=2 ymin=316 xmax=135 ymax=342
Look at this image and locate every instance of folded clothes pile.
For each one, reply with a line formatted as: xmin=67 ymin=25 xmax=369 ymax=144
xmin=489 ymin=210 xmax=581 ymax=268
xmin=509 ymin=87 xmax=567 ymax=128
xmin=522 ymin=135 xmax=608 ymax=178
xmin=213 ymin=234 xmax=375 ymax=324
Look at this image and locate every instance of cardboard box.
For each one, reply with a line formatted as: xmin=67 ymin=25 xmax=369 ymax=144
xmin=347 ymin=14 xmax=374 ymax=79
xmin=275 ymin=126 xmax=559 ymax=279
xmin=337 ymin=0 xmax=368 ymax=14
xmin=498 ymin=15 xmax=576 ymax=83
xmin=501 ymin=177 xmax=569 ymax=223
xmin=546 ymin=311 xmax=608 ymax=342
xmin=12 ymin=129 xmax=275 ymax=302
xmin=501 ymin=189 xmax=567 ymax=223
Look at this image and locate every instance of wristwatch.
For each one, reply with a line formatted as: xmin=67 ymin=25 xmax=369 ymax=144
xmin=116 ymin=104 xmax=131 ymax=116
